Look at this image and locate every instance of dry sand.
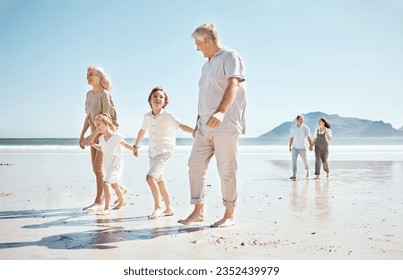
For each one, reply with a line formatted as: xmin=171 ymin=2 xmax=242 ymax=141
xmin=0 ymin=148 xmax=402 ymax=260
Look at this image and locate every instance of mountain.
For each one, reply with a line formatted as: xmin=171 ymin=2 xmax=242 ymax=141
xmin=259 ymin=112 xmax=403 ymax=138
xmin=399 ymin=126 xmax=403 ymax=131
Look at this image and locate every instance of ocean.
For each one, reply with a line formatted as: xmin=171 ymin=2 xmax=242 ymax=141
xmin=1 ymin=138 xmax=403 ymax=161
xmin=1 ymin=137 xmax=403 ymax=146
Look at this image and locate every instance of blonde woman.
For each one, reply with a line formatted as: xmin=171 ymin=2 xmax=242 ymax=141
xmin=79 ymin=66 xmax=120 ymax=211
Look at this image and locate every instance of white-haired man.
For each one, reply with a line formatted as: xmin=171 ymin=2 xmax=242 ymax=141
xmin=178 ymin=23 xmax=246 ymax=228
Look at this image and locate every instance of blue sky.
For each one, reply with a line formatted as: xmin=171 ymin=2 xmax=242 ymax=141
xmin=1 ymin=0 xmax=402 ymax=138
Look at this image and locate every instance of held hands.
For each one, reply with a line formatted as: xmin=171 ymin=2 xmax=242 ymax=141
xmin=132 ymin=146 xmax=139 ymax=157
xmin=82 ymin=135 xmax=94 ymax=147
xmin=207 ymin=112 xmax=225 ymax=128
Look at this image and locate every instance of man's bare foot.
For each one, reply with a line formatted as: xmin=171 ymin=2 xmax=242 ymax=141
xmin=315 ymin=175 xmax=320 ymax=180
xmin=178 ymin=212 xmax=204 ymax=225
xmin=211 ymin=216 xmax=235 ymax=228
xmin=148 ymin=208 xmax=163 ymax=219
xmin=112 ymin=201 xmax=126 ymax=210
xmin=305 ymin=171 xmax=310 ymax=179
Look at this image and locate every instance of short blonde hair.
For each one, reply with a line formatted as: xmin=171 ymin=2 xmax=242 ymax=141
xmin=191 ymin=23 xmax=219 ymax=42
xmin=94 ymin=113 xmax=117 ymax=132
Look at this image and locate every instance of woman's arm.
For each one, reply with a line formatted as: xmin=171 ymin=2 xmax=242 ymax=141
xmin=79 ymin=116 xmax=90 ymax=149
xmin=325 ymin=128 xmax=332 ymax=141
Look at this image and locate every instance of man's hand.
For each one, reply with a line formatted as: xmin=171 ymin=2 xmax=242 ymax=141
xmin=207 ymin=112 xmax=225 ymax=128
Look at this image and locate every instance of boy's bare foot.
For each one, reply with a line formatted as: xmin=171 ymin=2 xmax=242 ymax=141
xmin=148 ymin=208 xmax=163 ymax=219
xmin=211 ymin=217 xmax=235 ymax=228
xmin=112 ymin=201 xmax=126 ymax=210
xmin=178 ymin=211 xmax=204 ymax=225
xmin=83 ymin=203 xmax=103 ymax=211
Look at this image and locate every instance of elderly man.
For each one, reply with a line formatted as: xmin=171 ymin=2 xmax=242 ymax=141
xmin=178 ymin=23 xmax=246 ymax=228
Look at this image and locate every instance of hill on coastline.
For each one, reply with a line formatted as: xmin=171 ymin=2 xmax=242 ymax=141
xmin=259 ymin=112 xmax=403 ymax=138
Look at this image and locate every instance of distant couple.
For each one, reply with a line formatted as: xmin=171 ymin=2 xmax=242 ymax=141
xmin=289 ymin=114 xmax=332 ymax=180
xmin=80 ymin=23 xmax=247 ymax=228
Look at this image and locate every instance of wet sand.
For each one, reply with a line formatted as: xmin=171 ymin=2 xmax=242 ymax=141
xmin=0 ymin=149 xmax=402 ymax=260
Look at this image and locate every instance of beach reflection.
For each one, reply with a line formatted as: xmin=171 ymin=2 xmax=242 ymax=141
xmin=290 ymin=179 xmax=309 ymax=212
xmin=315 ymin=179 xmax=330 ymax=220
xmin=290 ymin=178 xmax=330 ymax=220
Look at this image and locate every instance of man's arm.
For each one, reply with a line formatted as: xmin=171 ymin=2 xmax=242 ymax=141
xmin=206 ymin=77 xmax=241 ymax=128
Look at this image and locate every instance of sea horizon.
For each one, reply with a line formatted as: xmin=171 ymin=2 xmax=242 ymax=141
xmin=0 ymin=137 xmax=403 ymax=146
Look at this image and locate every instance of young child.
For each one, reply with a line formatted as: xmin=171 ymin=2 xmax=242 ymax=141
xmin=91 ymin=113 xmax=136 ymax=215
xmin=133 ymin=86 xmax=194 ymax=219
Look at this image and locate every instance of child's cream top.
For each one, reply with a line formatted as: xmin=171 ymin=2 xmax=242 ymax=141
xmin=141 ymin=109 xmax=180 ymax=158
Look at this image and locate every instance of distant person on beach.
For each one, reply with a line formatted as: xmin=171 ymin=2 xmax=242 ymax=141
xmin=289 ymin=114 xmax=312 ymax=180
xmin=178 ymin=23 xmax=247 ymax=228
xmin=311 ymin=118 xmax=332 ymax=179
xmin=79 ymin=66 xmax=124 ymax=211
xmin=90 ymin=114 xmax=136 ymax=215
xmin=132 ymin=86 xmax=194 ymax=219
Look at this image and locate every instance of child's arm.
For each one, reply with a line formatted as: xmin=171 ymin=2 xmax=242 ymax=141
xmin=132 ymin=129 xmax=146 ymax=157
xmin=179 ymin=123 xmax=195 ymax=135
xmin=120 ymin=140 xmax=136 ymax=152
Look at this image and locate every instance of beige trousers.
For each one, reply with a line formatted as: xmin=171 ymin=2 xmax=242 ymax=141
xmin=188 ymin=129 xmax=239 ymax=208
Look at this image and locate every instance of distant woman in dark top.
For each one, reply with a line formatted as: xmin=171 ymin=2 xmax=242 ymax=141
xmin=311 ymin=118 xmax=332 ymax=179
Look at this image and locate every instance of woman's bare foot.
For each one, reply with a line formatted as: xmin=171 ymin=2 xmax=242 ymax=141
xmin=178 ymin=211 xmax=204 ymax=225
xmin=112 ymin=201 xmax=126 ymax=210
xmin=148 ymin=208 xmax=163 ymax=219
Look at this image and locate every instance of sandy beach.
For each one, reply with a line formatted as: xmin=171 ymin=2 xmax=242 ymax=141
xmin=0 ymin=145 xmax=403 ymax=260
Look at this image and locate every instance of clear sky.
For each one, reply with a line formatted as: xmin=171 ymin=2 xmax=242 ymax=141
xmin=1 ymin=0 xmax=402 ymax=138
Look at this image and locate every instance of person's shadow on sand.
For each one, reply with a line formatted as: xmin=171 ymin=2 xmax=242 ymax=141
xmin=0 ymin=224 xmax=209 ymax=250
xmin=0 ymin=208 xmax=149 ymax=229
xmin=0 ymin=207 xmax=210 ymax=250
